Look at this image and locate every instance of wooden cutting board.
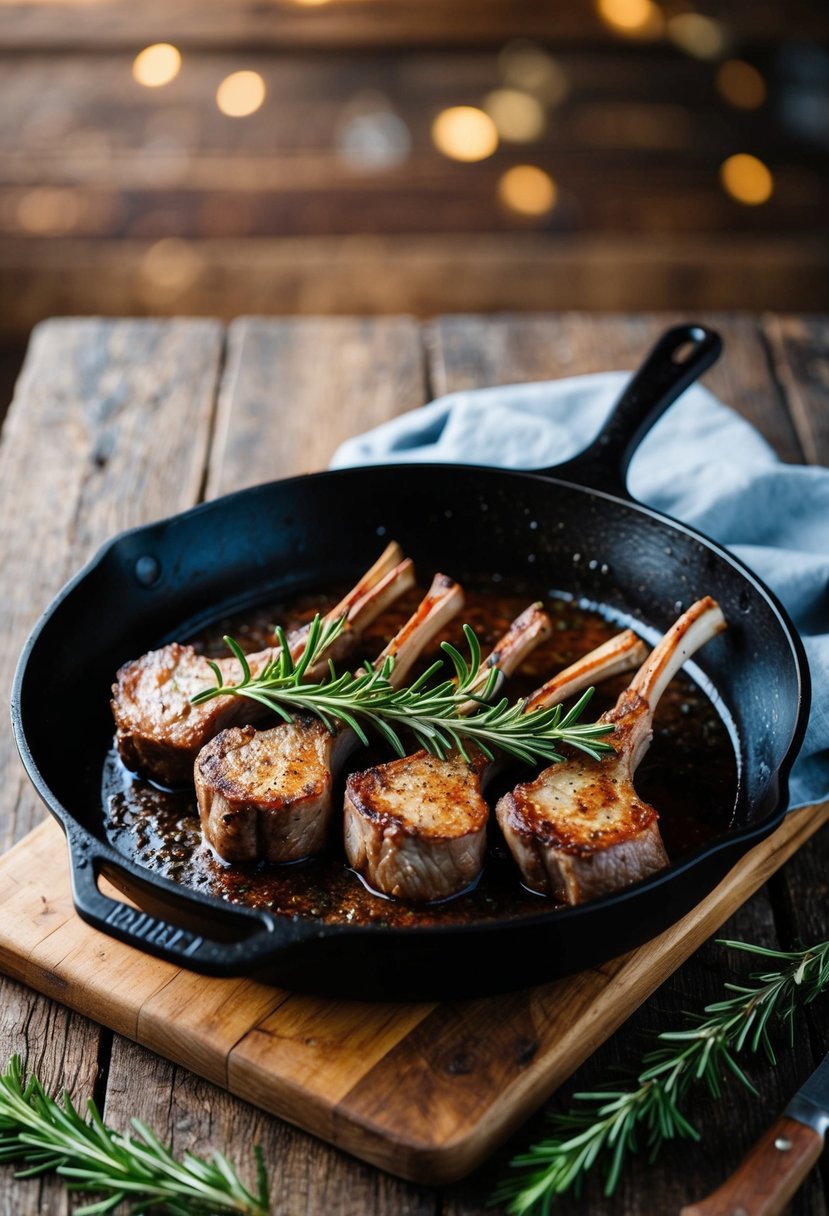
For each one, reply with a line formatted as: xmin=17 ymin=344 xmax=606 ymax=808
xmin=0 ymin=807 xmax=826 ymax=1185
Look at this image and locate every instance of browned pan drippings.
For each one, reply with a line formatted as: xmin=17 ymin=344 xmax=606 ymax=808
xmin=102 ymin=582 xmax=738 ymax=930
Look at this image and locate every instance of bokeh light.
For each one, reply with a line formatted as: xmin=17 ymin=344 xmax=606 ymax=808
xmin=335 ymin=96 xmax=412 ymax=171
xmin=431 ymin=107 xmax=498 ymax=162
xmin=497 ymin=165 xmax=558 ymax=217
xmin=140 ymin=237 xmax=204 ymax=292
xmin=720 ymin=154 xmax=774 ymax=205
xmin=716 ymin=60 xmax=767 ymax=110
xmin=484 ymin=89 xmax=546 ymax=143
xmin=667 ymin=13 xmax=727 ymax=60
xmin=498 ymin=41 xmax=568 ymax=108
xmin=596 ymin=0 xmax=663 ymax=37
xmin=216 ymin=71 xmax=266 ymax=118
xmin=17 ymin=187 xmax=84 ymax=234
xmin=132 ymin=44 xmax=182 ymax=89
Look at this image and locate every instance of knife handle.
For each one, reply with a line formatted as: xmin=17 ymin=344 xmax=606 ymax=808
xmin=680 ymin=1116 xmax=824 ymax=1216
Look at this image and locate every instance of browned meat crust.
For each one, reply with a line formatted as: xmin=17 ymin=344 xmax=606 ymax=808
xmin=111 ymin=544 xmax=413 ymax=785
xmin=196 ymin=719 xmax=337 ymax=863
xmin=342 ymin=614 xmax=647 ymax=905
xmin=344 ymin=748 xmax=489 ymax=901
xmin=496 ymin=597 xmax=726 ymax=904
xmin=196 ymin=572 xmax=465 ymax=863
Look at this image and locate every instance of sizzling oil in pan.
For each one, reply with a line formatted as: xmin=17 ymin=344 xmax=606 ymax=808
xmin=102 ymin=584 xmax=738 ymax=928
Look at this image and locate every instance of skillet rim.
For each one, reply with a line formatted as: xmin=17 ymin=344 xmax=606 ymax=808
xmin=10 ymin=459 xmax=812 ymax=949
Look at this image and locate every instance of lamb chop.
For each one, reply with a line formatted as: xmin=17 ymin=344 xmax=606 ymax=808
xmin=195 ymin=573 xmax=465 ymax=864
xmin=112 ymin=542 xmax=414 ymax=786
xmin=496 ymin=596 xmax=726 ymax=905
xmin=344 ymin=625 xmax=648 ymax=903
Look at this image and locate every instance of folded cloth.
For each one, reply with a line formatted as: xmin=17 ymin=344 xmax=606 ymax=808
xmin=332 ymin=372 xmax=829 ymax=810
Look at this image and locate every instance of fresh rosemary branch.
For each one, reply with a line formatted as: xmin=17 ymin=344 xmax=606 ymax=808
xmin=0 ymin=1055 xmax=269 ymax=1215
xmin=192 ymin=615 xmax=614 ymax=766
xmin=495 ymin=937 xmax=829 ymax=1214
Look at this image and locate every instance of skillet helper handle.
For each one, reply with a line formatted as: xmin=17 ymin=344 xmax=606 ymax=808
xmin=680 ymin=1115 xmax=824 ymax=1216
xmin=547 ymin=323 xmax=722 ymax=499
xmin=66 ymin=830 xmax=286 ymax=973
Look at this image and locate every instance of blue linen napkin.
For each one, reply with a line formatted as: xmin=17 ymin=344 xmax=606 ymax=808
xmin=332 ymin=372 xmax=829 ymax=810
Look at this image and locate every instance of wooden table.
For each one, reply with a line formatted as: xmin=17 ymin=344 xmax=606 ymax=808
xmin=1 ymin=312 xmax=828 ymax=1215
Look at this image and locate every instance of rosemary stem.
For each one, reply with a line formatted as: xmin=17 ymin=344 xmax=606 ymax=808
xmin=496 ymin=937 xmax=829 ymax=1215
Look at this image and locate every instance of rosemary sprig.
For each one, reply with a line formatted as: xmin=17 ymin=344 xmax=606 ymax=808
xmin=0 ymin=1055 xmax=269 ymax=1215
xmin=192 ymin=615 xmax=614 ymax=766
xmin=495 ymin=937 xmax=829 ymax=1214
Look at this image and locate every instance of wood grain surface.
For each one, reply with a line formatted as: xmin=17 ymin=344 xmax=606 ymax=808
xmin=681 ymin=1116 xmax=826 ymax=1216
xmin=2 ymin=13 xmax=828 ymax=341
xmin=1 ymin=800 xmax=827 ymax=1184
xmin=0 ymin=313 xmax=827 ymax=1213
xmin=2 ymin=1 xmax=824 ymax=52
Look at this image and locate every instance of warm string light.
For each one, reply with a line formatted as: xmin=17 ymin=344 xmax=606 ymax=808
xmin=595 ymin=0 xmax=663 ymax=38
xmin=132 ymin=44 xmax=181 ymax=88
xmin=140 ymin=237 xmax=204 ymax=293
xmin=484 ymin=89 xmax=546 ymax=143
xmin=667 ymin=13 xmax=727 ymax=60
xmin=497 ymin=166 xmax=558 ymax=217
xmin=498 ymin=40 xmax=568 ymax=107
xmin=717 ymin=60 xmax=767 ymax=110
xmin=335 ymin=92 xmax=411 ymax=171
xmin=216 ymin=71 xmax=266 ymax=117
xmin=16 ymin=187 xmax=85 ymax=235
xmin=431 ymin=106 xmax=498 ymax=162
xmin=720 ymin=154 xmax=774 ymax=205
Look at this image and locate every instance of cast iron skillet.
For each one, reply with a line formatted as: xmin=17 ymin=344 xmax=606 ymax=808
xmin=11 ymin=324 xmax=811 ymax=999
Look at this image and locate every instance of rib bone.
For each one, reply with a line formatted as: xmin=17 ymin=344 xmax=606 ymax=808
xmin=195 ymin=573 xmax=464 ymax=864
xmin=496 ymin=597 xmax=726 ymax=905
xmin=111 ymin=543 xmax=414 ymax=786
xmin=344 ymin=624 xmax=646 ymax=904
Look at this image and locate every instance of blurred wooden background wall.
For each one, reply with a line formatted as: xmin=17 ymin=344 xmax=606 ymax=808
xmin=0 ymin=0 xmax=827 ymax=346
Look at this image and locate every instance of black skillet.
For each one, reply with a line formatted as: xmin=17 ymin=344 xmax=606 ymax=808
xmin=11 ymin=324 xmax=811 ymax=999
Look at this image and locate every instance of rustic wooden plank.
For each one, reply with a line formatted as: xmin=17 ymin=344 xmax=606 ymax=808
xmin=762 ymin=315 xmax=829 ymax=466
xmin=2 ymin=237 xmax=828 ymax=343
xmin=103 ymin=1037 xmax=438 ymax=1216
xmin=6 ymin=172 xmax=824 ymax=240
xmin=0 ymin=318 xmax=223 ymax=854
xmin=208 ymin=316 xmax=426 ymax=493
xmin=0 ymin=975 xmax=106 ymax=1216
xmin=428 ymin=311 xmax=804 ymax=463
xmin=138 ymin=971 xmax=290 ymax=1089
xmin=0 ymin=51 xmax=789 ymax=162
xmin=229 ymin=996 xmax=435 ymax=1139
xmin=0 ymin=316 xmax=223 ymax=1214
xmin=0 ymin=52 xmax=816 ymax=186
xmin=0 ymin=0 xmax=824 ymax=51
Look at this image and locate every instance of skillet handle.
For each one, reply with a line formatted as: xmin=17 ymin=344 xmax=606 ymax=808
xmin=66 ymin=827 xmax=300 ymax=975
xmin=541 ymin=323 xmax=722 ymax=498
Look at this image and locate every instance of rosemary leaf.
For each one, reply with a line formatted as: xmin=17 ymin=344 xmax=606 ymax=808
xmin=191 ymin=614 xmax=615 ymax=767
xmin=0 ymin=1056 xmax=269 ymax=1215
xmin=496 ymin=937 xmax=829 ymax=1214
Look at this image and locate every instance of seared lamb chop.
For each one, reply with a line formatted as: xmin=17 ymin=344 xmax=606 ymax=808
xmin=344 ymin=626 xmax=647 ymax=903
xmin=496 ymin=597 xmax=726 ymax=905
xmin=195 ymin=573 xmax=464 ymax=864
xmin=112 ymin=542 xmax=413 ymax=786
